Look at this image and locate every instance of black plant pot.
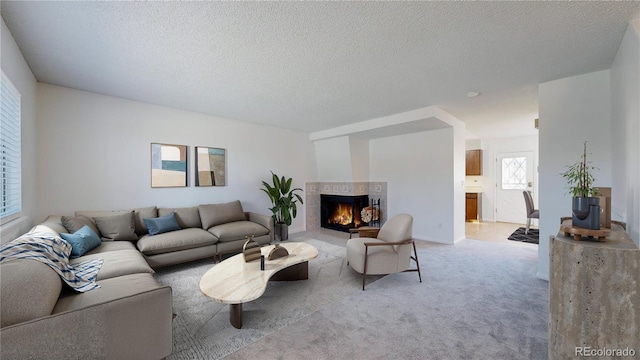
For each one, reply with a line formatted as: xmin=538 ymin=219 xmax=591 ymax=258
xmin=275 ymin=223 xmax=289 ymax=241
xmin=572 ymin=197 xmax=600 ymax=230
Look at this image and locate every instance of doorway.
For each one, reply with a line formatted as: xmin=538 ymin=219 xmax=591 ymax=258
xmin=495 ymin=151 xmax=535 ymax=224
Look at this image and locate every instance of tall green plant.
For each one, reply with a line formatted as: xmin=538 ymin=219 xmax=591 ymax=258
xmin=560 ymin=141 xmax=599 ymax=197
xmin=260 ymin=171 xmax=304 ymax=226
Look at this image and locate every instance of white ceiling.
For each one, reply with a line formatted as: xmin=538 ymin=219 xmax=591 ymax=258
xmin=2 ymin=1 xmax=639 ymax=139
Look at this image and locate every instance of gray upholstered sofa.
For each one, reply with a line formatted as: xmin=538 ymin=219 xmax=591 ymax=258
xmin=0 ymin=222 xmax=173 ymax=360
xmin=68 ymin=200 xmax=273 ymax=267
xmin=0 ymin=200 xmax=273 ymax=359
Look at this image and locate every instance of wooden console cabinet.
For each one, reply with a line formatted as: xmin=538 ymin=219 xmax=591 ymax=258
xmin=549 ymin=224 xmax=639 ymax=358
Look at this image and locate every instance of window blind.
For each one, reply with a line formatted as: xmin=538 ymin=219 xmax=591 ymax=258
xmin=0 ymin=71 xmax=21 ymax=223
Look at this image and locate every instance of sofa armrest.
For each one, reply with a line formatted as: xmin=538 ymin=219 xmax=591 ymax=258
xmin=246 ymin=212 xmax=274 ymax=242
xmin=0 ymin=286 xmax=173 ymax=360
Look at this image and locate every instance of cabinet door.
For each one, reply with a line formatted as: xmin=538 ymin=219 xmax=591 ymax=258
xmin=466 ymin=194 xmax=478 ymax=221
xmin=466 ymin=150 xmax=482 ymax=175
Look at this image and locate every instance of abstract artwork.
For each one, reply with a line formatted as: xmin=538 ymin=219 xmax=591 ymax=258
xmin=195 ymin=146 xmax=226 ymax=186
xmin=151 ymin=143 xmax=188 ymax=188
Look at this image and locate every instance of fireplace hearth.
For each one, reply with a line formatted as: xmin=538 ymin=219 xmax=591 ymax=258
xmin=320 ymin=194 xmax=369 ymax=232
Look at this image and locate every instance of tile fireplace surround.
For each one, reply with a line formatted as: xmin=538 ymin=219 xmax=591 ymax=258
xmin=305 ymin=182 xmax=388 ymax=231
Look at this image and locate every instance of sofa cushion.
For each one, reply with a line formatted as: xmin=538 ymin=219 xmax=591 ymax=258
xmin=0 ymin=259 xmax=62 ymax=327
xmin=72 ymin=249 xmax=154 ymax=281
xmin=30 ymin=222 xmax=67 ymax=238
xmin=52 ymin=273 xmax=162 ymax=314
xmin=40 ymin=215 xmax=73 ymax=235
xmin=199 ymin=201 xmax=246 ymax=229
xmin=93 ymin=211 xmax=138 ymax=241
xmin=76 ymin=207 xmax=157 ymax=236
xmin=60 ymin=225 xmax=102 ymax=258
xmin=136 ymin=228 xmax=217 ymax=255
xmin=144 ymin=212 xmax=181 ymax=236
xmin=61 ymin=215 xmax=101 ymax=236
xmin=158 ymin=206 xmax=201 ymax=229
xmin=207 ymin=221 xmax=269 ymax=242
xmin=84 ymin=240 xmax=136 ymax=255
xmin=132 ymin=206 xmax=158 ymax=235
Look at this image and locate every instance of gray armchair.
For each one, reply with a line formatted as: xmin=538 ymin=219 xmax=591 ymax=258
xmin=346 ymin=214 xmax=422 ymax=290
xmin=523 ymin=190 xmax=539 ymax=235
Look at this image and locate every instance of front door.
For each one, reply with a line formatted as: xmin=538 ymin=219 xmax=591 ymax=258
xmin=496 ymin=152 xmax=535 ymax=224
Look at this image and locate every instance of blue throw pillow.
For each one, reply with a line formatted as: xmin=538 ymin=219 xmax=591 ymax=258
xmin=60 ymin=225 xmax=102 ymax=258
xmin=144 ymin=212 xmax=181 ymax=236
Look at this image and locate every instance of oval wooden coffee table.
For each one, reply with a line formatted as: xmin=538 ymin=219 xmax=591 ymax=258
xmin=199 ymin=242 xmax=318 ymax=328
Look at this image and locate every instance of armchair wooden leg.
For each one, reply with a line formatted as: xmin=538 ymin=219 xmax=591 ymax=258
xmin=403 ymin=241 xmax=422 ymax=284
xmin=413 ymin=241 xmax=422 ymax=283
xmin=362 ymin=245 xmax=369 ymax=290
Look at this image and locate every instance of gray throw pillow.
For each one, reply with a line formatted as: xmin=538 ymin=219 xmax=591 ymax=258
xmin=61 ymin=215 xmax=101 ymax=236
xmin=199 ymin=200 xmax=246 ymax=229
xmin=93 ymin=211 xmax=138 ymax=241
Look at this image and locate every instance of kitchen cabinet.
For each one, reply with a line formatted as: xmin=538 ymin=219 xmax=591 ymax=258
xmin=465 ymin=193 xmax=481 ymax=222
xmin=466 ymin=150 xmax=482 ymax=175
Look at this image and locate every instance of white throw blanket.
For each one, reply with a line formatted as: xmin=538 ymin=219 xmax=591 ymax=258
xmin=0 ymin=231 xmax=103 ymax=292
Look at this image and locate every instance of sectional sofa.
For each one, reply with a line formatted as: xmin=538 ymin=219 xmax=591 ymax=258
xmin=0 ymin=200 xmax=274 ymax=359
xmin=69 ymin=200 xmax=274 ymax=266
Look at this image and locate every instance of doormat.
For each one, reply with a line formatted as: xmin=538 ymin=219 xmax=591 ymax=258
xmin=507 ymin=227 xmax=539 ymax=244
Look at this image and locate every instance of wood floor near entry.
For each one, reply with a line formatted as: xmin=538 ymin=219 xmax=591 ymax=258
xmin=465 ymin=221 xmax=534 ymax=245
xmin=308 ymin=221 xmax=535 ymax=246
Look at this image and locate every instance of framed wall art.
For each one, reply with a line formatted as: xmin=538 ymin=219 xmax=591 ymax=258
xmin=151 ymin=143 xmax=188 ymax=188
xmin=195 ymin=146 xmax=226 ymax=186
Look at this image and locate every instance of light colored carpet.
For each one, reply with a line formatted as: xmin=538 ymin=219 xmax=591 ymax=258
xmin=156 ymin=234 xmax=548 ymax=359
xmin=155 ymin=237 xmax=379 ymax=359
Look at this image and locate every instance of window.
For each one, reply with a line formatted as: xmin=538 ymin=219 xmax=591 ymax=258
xmin=0 ymin=71 xmax=21 ymax=223
xmin=501 ymin=157 xmax=526 ymax=190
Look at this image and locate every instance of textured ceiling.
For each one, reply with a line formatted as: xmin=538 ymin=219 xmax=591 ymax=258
xmin=2 ymin=1 xmax=639 ymax=139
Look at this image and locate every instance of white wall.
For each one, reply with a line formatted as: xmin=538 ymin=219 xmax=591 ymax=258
xmin=312 ymin=106 xmax=466 ymax=243
xmin=0 ymin=18 xmax=38 ymax=242
xmin=480 ymin=135 xmax=539 ymax=222
xmin=448 ymin=110 xmax=467 ymax=243
xmin=611 ymin=20 xmax=640 ymax=247
xmin=538 ymin=70 xmax=613 ymax=280
xmin=370 ymin=128 xmax=457 ymax=243
xmin=313 ymin=135 xmax=370 ymax=183
xmin=35 ymin=84 xmax=315 ymax=233
xmin=465 ymin=139 xmax=482 ymax=150
xmin=349 ymin=136 xmax=370 ymax=182
xmin=313 ymin=136 xmax=352 ymax=181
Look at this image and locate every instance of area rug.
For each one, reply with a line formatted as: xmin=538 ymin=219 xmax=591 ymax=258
xmin=508 ymin=227 xmax=539 ymax=244
xmin=154 ymin=238 xmax=376 ymax=360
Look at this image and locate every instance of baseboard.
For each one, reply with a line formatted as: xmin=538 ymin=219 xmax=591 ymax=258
xmin=536 ymin=271 xmax=549 ymax=281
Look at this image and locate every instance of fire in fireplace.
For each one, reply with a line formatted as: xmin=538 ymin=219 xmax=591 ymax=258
xmin=320 ymin=194 xmax=369 ymax=232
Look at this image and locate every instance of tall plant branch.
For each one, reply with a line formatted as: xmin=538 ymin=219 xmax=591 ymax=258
xmin=560 ymin=141 xmax=599 ymax=198
xmin=582 ymin=142 xmax=587 ymax=192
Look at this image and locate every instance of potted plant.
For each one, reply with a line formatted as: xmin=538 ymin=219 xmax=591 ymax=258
xmin=260 ymin=171 xmax=304 ymax=241
xmin=560 ymin=141 xmax=600 ymax=229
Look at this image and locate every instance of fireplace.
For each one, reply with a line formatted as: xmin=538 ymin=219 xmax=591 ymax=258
xmin=320 ymin=194 xmax=369 ymax=232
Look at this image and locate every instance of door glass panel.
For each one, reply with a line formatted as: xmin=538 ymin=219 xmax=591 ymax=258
xmin=501 ymin=157 xmax=526 ymax=190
